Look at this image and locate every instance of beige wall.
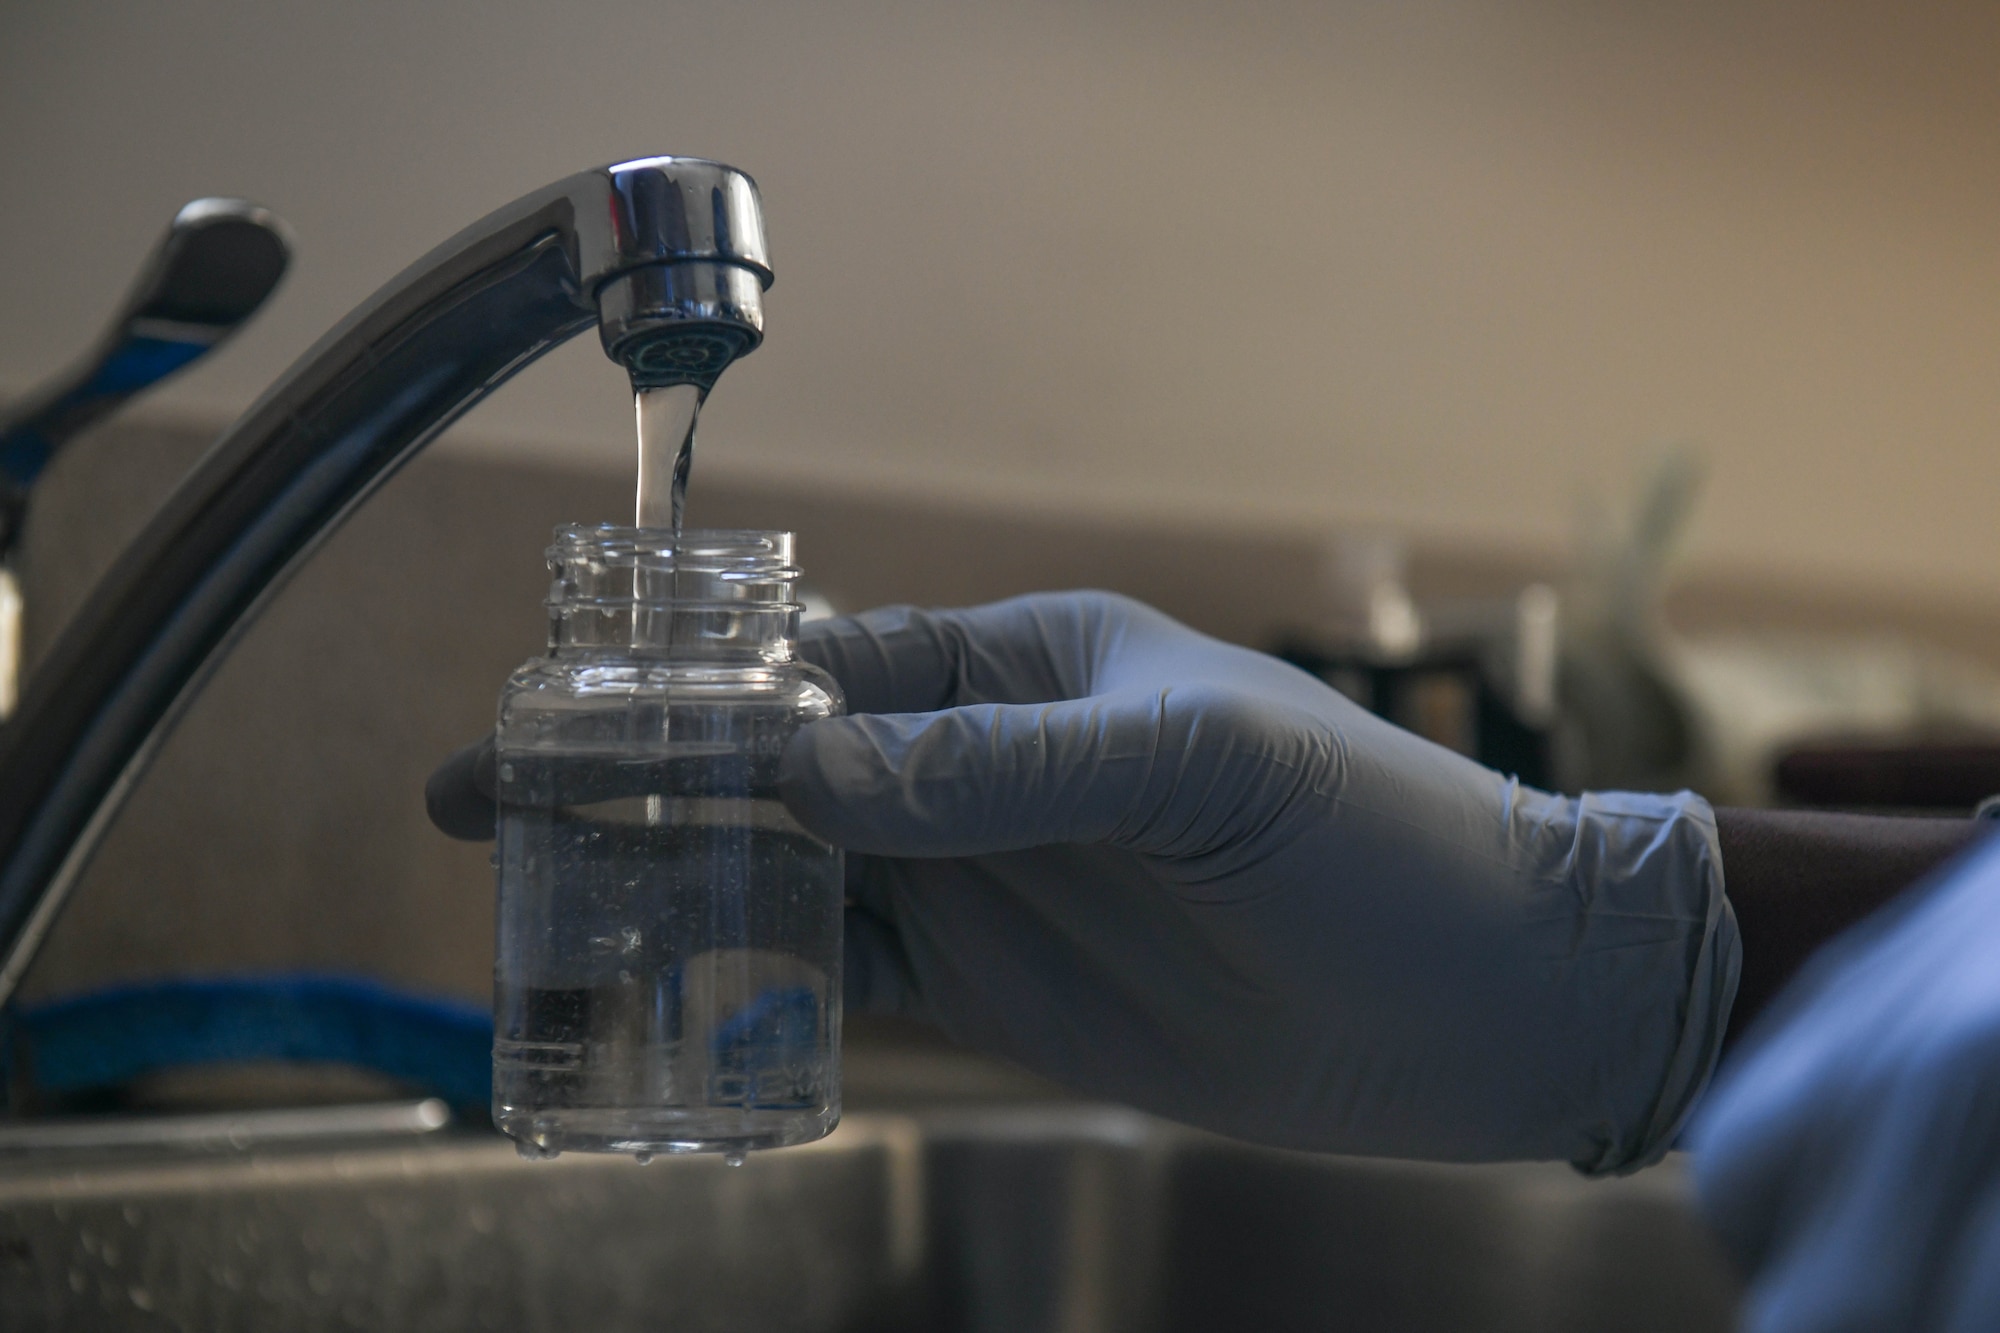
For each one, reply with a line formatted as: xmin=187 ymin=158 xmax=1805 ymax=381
xmin=5 ymin=1 xmax=2000 ymax=607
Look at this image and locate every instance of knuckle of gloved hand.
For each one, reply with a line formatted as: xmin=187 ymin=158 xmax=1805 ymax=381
xmin=1067 ymin=588 xmax=1175 ymax=634
xmin=855 ymin=602 xmax=934 ymax=637
xmin=1162 ymin=682 xmax=1323 ymax=761
xmin=1138 ymin=684 xmax=1338 ymax=855
xmin=1001 ymin=588 xmax=1152 ymax=643
xmin=1058 ymin=587 xmax=1141 ymax=616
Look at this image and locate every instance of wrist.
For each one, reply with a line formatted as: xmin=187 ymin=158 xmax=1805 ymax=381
xmin=1715 ymin=807 xmax=1984 ymax=1045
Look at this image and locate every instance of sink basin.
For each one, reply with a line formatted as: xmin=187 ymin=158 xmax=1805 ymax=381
xmin=0 ymin=1102 xmax=1739 ymax=1331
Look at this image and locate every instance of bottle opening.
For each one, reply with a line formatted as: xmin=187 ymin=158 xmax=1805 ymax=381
xmin=547 ymin=526 xmax=801 ymax=655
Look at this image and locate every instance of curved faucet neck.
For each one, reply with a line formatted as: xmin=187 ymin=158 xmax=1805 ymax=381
xmin=0 ymin=159 xmax=772 ymax=1004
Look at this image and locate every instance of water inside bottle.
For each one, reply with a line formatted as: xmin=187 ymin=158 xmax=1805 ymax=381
xmin=492 ymin=747 xmax=843 ymax=1156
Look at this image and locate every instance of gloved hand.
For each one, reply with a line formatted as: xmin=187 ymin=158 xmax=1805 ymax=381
xmin=1691 ymin=831 xmax=2000 ymax=1331
xmin=428 ymin=590 xmax=1738 ymax=1172
xmin=779 ymin=591 xmax=1737 ymax=1172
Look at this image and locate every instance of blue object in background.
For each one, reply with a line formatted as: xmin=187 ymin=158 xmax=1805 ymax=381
xmin=710 ymin=985 xmax=819 ymax=1061
xmin=3 ymin=974 xmax=493 ymax=1115
xmin=710 ymin=985 xmax=822 ymax=1111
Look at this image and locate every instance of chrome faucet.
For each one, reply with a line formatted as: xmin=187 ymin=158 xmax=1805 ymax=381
xmin=0 ymin=157 xmax=773 ymax=1003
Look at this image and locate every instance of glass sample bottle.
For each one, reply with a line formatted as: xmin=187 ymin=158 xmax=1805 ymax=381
xmin=493 ymin=527 xmax=844 ymax=1158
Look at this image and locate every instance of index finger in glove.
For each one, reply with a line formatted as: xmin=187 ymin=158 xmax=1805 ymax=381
xmin=798 ymin=591 xmax=1151 ymax=715
xmin=779 ymin=683 xmax=1329 ymax=860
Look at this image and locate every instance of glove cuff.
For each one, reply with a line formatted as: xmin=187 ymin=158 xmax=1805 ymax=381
xmin=1570 ymin=791 xmax=1741 ymax=1176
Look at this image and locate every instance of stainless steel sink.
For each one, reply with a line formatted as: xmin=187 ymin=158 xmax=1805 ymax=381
xmin=0 ymin=1102 xmax=1740 ymax=1331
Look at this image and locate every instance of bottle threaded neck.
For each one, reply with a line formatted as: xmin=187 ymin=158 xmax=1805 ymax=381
xmin=545 ymin=526 xmax=800 ymax=657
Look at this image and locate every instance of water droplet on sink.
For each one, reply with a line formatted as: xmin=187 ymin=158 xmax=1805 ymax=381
xmin=633 ymin=1150 xmax=653 ymax=1165
xmin=128 ymin=1285 xmax=153 ymax=1311
xmin=723 ymin=1150 xmax=745 ymax=1168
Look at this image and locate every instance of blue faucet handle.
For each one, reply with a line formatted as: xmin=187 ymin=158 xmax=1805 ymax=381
xmin=0 ymin=198 xmax=290 ymax=548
